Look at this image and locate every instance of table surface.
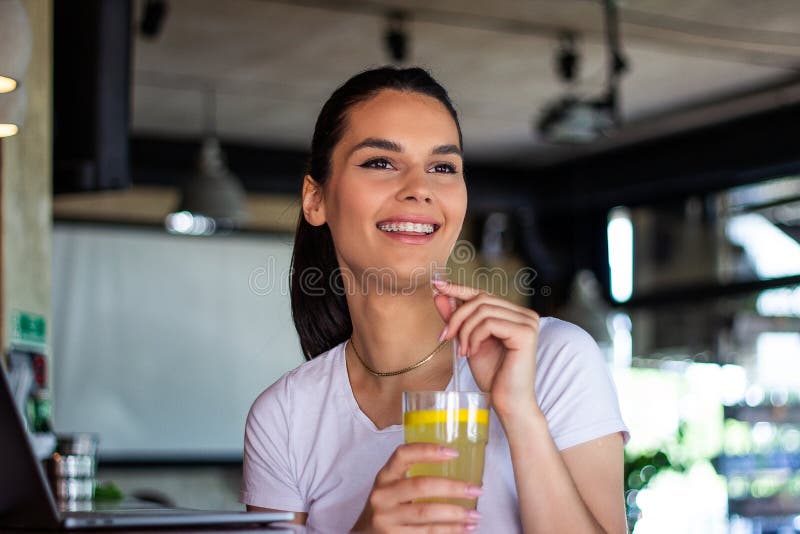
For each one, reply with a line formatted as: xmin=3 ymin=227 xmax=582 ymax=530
xmin=8 ymin=524 xmax=305 ymax=534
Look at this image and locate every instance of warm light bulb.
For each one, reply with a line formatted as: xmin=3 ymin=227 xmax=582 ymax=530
xmin=0 ymin=76 xmax=18 ymax=93
xmin=0 ymin=123 xmax=19 ymax=137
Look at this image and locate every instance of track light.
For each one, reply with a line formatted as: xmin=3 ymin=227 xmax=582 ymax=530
xmin=536 ymin=0 xmax=629 ymax=143
xmin=555 ymin=32 xmax=579 ymax=83
xmin=384 ymin=11 xmax=409 ymax=64
xmin=140 ymin=0 xmax=168 ymax=39
xmin=536 ymin=96 xmax=615 ymax=144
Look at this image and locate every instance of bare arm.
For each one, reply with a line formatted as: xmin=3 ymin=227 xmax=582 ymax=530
xmin=431 ymin=279 xmax=627 ymax=533
xmin=246 ymin=505 xmax=308 ymax=525
xmin=502 ymin=404 xmax=627 ymax=534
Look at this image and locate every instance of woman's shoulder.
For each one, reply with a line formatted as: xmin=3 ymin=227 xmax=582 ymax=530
xmin=248 ymin=341 xmax=347 ymax=420
xmin=534 ymin=317 xmax=628 ymax=449
xmin=538 ymin=316 xmax=598 ymax=352
xmin=535 ymin=316 xmax=606 ymax=375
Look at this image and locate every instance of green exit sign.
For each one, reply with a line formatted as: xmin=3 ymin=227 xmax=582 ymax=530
xmin=11 ymin=310 xmax=46 ymax=347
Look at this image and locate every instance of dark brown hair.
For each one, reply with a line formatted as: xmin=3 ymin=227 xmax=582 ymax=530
xmin=290 ymin=66 xmax=463 ymax=360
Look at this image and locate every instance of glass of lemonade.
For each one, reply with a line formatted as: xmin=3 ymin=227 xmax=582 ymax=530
xmin=403 ymin=391 xmax=489 ymax=509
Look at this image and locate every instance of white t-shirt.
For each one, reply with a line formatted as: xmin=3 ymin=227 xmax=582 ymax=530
xmin=241 ymin=317 xmax=629 ymax=532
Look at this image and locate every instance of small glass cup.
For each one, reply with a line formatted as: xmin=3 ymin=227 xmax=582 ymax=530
xmin=403 ymin=391 xmax=489 ymax=509
xmin=47 ymin=433 xmax=99 ymax=504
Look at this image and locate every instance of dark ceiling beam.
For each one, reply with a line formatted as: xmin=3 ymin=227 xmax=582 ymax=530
xmin=621 ymin=274 xmax=800 ymax=309
xmin=534 ymin=99 xmax=800 ymax=216
xmin=54 ymin=0 xmax=132 ymax=193
xmin=132 ymin=137 xmax=306 ymax=195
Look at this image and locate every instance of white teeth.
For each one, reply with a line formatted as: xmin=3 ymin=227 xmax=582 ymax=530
xmin=378 ymin=222 xmax=436 ymax=234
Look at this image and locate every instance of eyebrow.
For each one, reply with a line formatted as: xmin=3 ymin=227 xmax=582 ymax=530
xmin=348 ymin=137 xmax=462 ymax=158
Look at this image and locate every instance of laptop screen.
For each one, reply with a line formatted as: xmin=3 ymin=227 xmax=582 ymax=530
xmin=0 ymin=366 xmax=61 ymax=530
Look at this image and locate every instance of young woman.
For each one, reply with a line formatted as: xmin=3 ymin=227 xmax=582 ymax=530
xmin=241 ymin=67 xmax=629 ymax=533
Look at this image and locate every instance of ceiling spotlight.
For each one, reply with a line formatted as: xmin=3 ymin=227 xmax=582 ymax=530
xmin=556 ymin=32 xmax=579 ymax=83
xmin=384 ymin=11 xmax=409 ymax=64
xmin=537 ymin=96 xmax=615 ymax=144
xmin=140 ymin=0 xmax=168 ymax=39
xmin=536 ymin=0 xmax=629 ymax=144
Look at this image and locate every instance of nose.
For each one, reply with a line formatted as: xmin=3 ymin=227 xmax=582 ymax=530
xmin=396 ymin=168 xmax=433 ymax=204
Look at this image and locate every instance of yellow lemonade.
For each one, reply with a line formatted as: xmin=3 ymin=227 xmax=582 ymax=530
xmin=404 ymin=407 xmax=489 ymax=509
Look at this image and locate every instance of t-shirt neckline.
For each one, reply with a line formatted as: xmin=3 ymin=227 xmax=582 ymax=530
xmin=338 ymin=339 xmax=465 ymax=434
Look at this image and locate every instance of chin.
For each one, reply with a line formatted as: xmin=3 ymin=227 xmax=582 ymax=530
xmin=356 ymin=260 xmax=437 ymax=296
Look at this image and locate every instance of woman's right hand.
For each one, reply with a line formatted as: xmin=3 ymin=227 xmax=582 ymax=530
xmin=351 ymin=443 xmax=483 ymax=533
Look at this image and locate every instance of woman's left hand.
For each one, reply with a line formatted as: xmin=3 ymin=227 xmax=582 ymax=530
xmin=432 ymin=278 xmax=540 ymax=418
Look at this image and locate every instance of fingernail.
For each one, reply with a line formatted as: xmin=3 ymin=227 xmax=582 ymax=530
xmin=466 ymin=510 xmax=482 ymax=520
xmin=448 ymin=296 xmax=458 ymax=312
xmin=465 ymin=485 xmax=483 ymax=497
xmin=465 ymin=525 xmax=479 ymax=532
xmin=438 ymin=326 xmax=448 ymax=342
xmin=440 ymin=446 xmax=459 ymax=458
xmin=432 ymin=278 xmax=446 ymax=286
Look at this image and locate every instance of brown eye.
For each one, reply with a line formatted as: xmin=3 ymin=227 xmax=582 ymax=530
xmin=359 ymin=158 xmax=395 ymax=170
xmin=431 ymin=163 xmax=457 ymax=174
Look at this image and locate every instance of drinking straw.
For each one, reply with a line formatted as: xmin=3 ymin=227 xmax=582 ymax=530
xmin=449 ymin=295 xmax=460 ymax=392
xmin=434 ymin=271 xmax=460 ymax=392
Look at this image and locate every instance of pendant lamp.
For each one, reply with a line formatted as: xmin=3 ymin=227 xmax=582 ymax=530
xmin=165 ymin=87 xmax=248 ymax=235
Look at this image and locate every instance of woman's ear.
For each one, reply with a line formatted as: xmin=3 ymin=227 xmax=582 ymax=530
xmin=301 ymin=175 xmax=326 ymax=226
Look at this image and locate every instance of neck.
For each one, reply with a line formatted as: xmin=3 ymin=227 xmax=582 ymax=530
xmin=345 ymin=285 xmax=452 ymax=393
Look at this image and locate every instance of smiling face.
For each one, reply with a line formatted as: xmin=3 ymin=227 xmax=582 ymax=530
xmin=302 ymin=88 xmax=468 ymax=288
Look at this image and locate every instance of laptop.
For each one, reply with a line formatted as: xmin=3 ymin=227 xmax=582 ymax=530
xmin=0 ymin=366 xmax=294 ymax=530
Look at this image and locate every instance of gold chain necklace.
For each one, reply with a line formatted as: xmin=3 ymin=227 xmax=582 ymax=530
xmin=349 ymin=337 xmax=449 ymax=377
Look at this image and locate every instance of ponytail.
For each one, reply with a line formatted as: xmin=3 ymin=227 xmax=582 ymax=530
xmin=290 ymin=218 xmax=352 ymax=360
